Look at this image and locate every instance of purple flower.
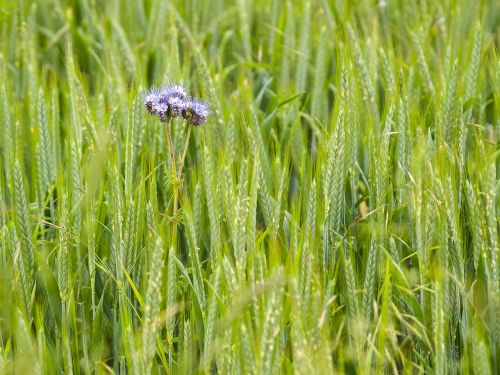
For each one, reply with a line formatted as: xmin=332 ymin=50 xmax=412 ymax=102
xmin=156 ymin=84 xmax=187 ymax=106
xmin=167 ymin=96 xmax=186 ymax=117
xmin=143 ymin=83 xmax=209 ymax=125
xmin=182 ymin=97 xmax=209 ymax=126
xmin=160 ymin=84 xmax=187 ymax=100
xmin=154 ymin=102 xmax=170 ymax=122
xmin=144 ymin=88 xmax=161 ymax=114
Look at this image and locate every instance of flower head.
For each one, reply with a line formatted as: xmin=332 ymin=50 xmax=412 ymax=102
xmin=144 ymin=83 xmax=209 ymax=126
xmin=154 ymin=102 xmax=170 ymax=122
xmin=167 ymin=96 xmax=187 ymax=117
xmin=144 ymin=88 xmax=161 ymax=115
xmin=160 ymin=84 xmax=187 ymax=100
xmin=182 ymin=97 xmax=209 ymax=126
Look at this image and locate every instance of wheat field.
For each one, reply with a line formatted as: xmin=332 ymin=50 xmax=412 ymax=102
xmin=0 ymin=0 xmax=499 ymax=373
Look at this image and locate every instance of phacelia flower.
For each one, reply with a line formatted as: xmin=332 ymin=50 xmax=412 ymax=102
xmin=154 ymin=102 xmax=170 ymax=122
xmin=182 ymin=97 xmax=209 ymax=126
xmin=167 ymin=96 xmax=187 ymax=117
xmin=144 ymin=83 xmax=209 ymax=126
xmin=144 ymin=88 xmax=161 ymax=115
xmin=160 ymin=84 xmax=187 ymax=100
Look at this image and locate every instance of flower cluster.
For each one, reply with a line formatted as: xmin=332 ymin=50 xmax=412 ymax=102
xmin=144 ymin=83 xmax=209 ymax=126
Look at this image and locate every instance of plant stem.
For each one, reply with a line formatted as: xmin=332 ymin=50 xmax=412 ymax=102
xmin=177 ymin=125 xmax=192 ymax=183
xmin=166 ymin=119 xmax=177 ymax=178
xmin=166 ymin=119 xmax=179 ymax=245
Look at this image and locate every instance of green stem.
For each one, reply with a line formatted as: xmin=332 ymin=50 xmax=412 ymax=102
xmin=177 ymin=125 xmax=192 ymax=184
xmin=167 ymin=122 xmax=193 ymax=248
xmin=166 ymin=119 xmax=179 ymax=246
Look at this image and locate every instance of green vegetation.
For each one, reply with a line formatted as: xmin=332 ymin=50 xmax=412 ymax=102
xmin=0 ymin=0 xmax=499 ymax=373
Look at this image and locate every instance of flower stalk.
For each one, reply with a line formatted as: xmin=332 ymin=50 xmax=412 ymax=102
xmin=144 ymin=83 xmax=209 ymax=247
